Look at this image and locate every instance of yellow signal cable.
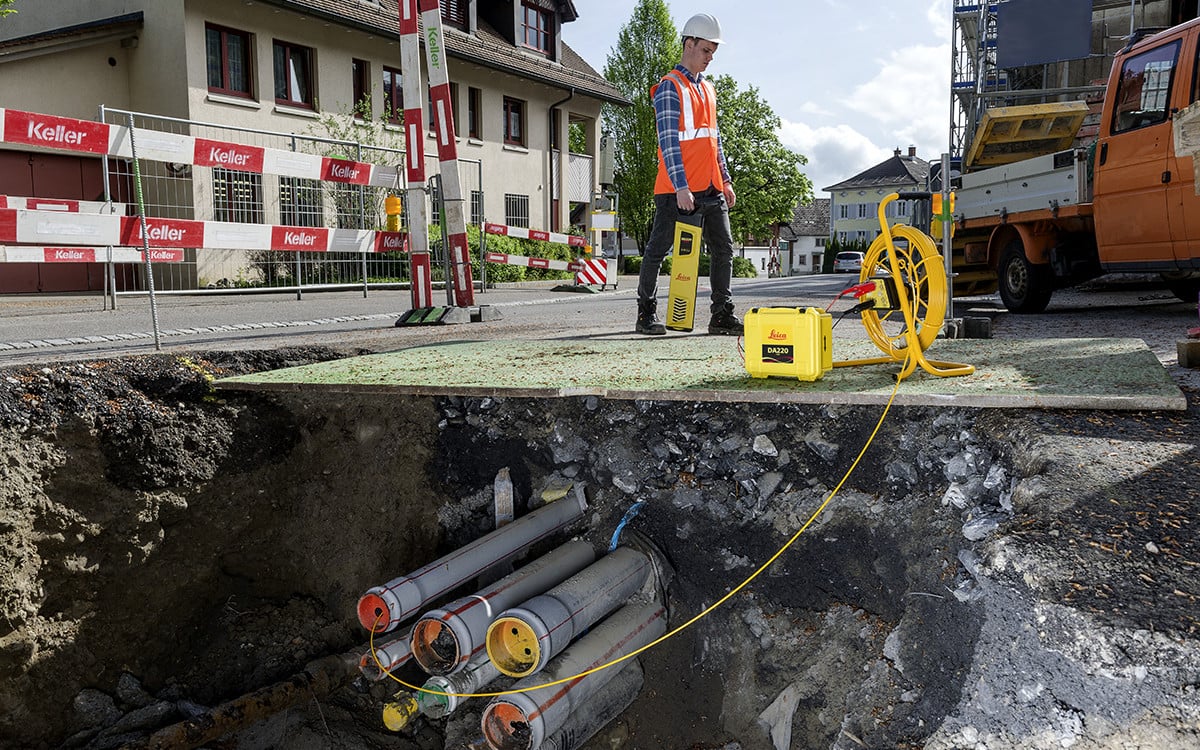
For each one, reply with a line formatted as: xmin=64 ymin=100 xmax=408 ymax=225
xmin=371 ymin=354 xmax=910 ymax=699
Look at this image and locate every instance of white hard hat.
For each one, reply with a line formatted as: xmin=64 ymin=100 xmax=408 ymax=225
xmin=681 ymin=13 xmax=722 ymax=44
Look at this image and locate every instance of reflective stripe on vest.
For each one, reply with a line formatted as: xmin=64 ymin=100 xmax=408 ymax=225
xmin=667 ymin=70 xmax=715 ymax=142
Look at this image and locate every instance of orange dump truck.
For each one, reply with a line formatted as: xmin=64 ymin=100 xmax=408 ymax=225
xmin=953 ymin=18 xmax=1200 ymax=312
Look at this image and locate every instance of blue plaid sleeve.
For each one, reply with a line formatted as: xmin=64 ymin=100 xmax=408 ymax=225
xmin=717 ymin=132 xmax=731 ymax=184
xmin=653 ymin=79 xmax=688 ymax=192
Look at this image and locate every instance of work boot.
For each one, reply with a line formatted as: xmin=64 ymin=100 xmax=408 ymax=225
xmin=636 ymin=300 xmax=666 ymax=335
xmin=707 ymin=304 xmax=743 ymax=336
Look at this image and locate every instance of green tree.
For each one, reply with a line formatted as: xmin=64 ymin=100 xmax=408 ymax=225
xmin=0 ymin=0 xmax=15 ymax=17
xmin=710 ymin=74 xmax=812 ymax=244
xmin=602 ymin=0 xmax=680 ymax=252
xmin=568 ymin=121 xmax=587 ymax=154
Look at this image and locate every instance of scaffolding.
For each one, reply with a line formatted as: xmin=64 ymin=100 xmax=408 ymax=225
xmin=950 ymin=2 xmax=1000 ymax=162
xmin=950 ymin=1 xmax=1186 ymax=163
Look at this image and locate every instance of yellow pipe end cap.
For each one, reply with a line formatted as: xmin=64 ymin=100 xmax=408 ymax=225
xmin=382 ymin=692 xmax=419 ymax=732
xmin=486 ymin=616 xmax=540 ymax=678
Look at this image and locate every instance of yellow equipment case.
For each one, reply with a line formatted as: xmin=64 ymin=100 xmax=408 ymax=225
xmin=743 ymin=307 xmax=832 ymax=382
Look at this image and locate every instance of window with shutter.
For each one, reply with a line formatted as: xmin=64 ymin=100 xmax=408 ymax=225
xmin=441 ymin=0 xmax=468 ymax=29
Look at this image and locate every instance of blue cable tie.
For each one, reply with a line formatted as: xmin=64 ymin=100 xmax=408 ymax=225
xmin=609 ymin=501 xmax=647 ymax=552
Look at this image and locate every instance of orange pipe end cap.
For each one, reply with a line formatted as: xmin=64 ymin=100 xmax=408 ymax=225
xmin=482 ymin=701 xmax=531 ymax=750
xmin=358 ymin=593 xmax=392 ymax=632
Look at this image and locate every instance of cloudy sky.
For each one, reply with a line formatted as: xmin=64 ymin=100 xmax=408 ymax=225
xmin=562 ymin=0 xmax=952 ymax=195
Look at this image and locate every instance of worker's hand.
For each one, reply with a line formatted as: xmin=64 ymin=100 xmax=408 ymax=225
xmin=723 ymin=183 xmax=736 ymax=208
xmin=676 ymin=187 xmax=695 ymax=214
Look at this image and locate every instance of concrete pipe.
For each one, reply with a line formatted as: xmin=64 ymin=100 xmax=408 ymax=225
xmin=359 ymin=626 xmax=415 ymax=682
xmin=416 ymin=651 xmax=503 ymax=719
xmin=540 ymin=658 xmax=644 ymax=750
xmin=486 ymin=546 xmax=650 ymax=678
xmin=357 ymin=486 xmax=587 ymax=633
xmin=411 ymin=539 xmax=595 ymax=675
xmin=480 ymin=602 xmax=666 ymax=750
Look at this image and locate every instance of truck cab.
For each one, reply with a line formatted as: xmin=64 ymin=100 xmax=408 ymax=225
xmin=1094 ymin=19 xmax=1200 ymax=272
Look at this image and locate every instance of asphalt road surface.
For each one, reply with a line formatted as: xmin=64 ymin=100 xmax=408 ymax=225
xmin=1 ymin=274 xmax=1197 ymax=392
xmin=0 ymin=275 xmax=853 ymax=364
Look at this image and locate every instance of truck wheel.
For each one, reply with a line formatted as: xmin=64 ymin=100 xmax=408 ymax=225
xmin=998 ymin=241 xmax=1052 ymax=313
xmin=1161 ymin=274 xmax=1200 ymax=303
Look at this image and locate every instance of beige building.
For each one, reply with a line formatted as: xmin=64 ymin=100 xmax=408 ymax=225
xmin=824 ymin=147 xmax=930 ymax=247
xmin=0 ymin=0 xmax=627 ymax=290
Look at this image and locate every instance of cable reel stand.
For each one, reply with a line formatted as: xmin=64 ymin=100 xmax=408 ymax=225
xmin=834 ymin=191 xmax=974 ymax=382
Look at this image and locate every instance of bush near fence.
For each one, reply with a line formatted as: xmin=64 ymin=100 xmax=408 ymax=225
xmin=622 ymin=254 xmax=758 ymax=279
xmin=216 ymin=223 xmax=597 ymax=288
xmin=467 ymin=225 xmax=583 ymax=285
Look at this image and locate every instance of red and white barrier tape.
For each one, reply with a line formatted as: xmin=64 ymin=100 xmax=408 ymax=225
xmin=0 ymin=208 xmax=408 ymax=256
xmin=0 ymin=195 xmax=129 ymax=214
xmin=0 ymin=246 xmax=185 ymax=263
xmin=484 ymin=222 xmax=588 ymax=249
xmin=0 ymin=107 xmax=401 ymax=188
xmin=484 ymin=251 xmax=584 ymax=273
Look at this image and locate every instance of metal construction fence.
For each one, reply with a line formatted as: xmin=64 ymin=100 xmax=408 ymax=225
xmin=97 ymin=106 xmax=483 ymax=300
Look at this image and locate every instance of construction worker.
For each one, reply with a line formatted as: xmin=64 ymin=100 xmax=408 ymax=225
xmin=636 ymin=12 xmax=741 ymax=336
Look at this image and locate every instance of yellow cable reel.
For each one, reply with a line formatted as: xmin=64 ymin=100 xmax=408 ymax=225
xmin=835 ymin=192 xmax=973 ymax=381
xmin=859 ymin=223 xmax=946 ymax=355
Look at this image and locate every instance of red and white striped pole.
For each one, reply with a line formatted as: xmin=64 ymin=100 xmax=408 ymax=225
xmin=410 ymin=252 xmax=433 ymax=308
xmin=398 ymin=0 xmax=434 ymax=311
xmin=417 ymin=0 xmax=475 ymax=307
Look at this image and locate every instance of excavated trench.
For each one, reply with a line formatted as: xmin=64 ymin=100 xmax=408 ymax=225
xmin=1 ymin=349 xmax=1197 ymax=750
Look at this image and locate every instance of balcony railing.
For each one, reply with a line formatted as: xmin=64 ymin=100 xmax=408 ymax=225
xmin=551 ymin=151 xmax=594 ymax=203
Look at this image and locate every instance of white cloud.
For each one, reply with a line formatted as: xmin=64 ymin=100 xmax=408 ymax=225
xmin=843 ymin=42 xmax=951 ymax=160
xmin=927 ymin=0 xmax=952 ymax=42
xmin=778 ymin=120 xmax=893 ymax=192
xmin=796 ymin=101 xmax=835 ymax=117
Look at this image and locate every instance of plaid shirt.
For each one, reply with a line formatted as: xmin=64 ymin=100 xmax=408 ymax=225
xmin=653 ymin=64 xmax=732 ymax=193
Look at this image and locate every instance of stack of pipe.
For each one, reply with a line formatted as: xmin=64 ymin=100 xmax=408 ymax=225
xmin=485 ymin=546 xmax=651 ymax=678
xmin=410 ymin=540 xmax=596 ymax=676
xmin=355 ymin=487 xmax=664 ymax=750
xmin=480 ymin=602 xmax=667 ymax=750
xmin=356 ymin=487 xmax=588 ymax=634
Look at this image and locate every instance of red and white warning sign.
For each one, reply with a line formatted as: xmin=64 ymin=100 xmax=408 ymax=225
xmin=574 ymin=258 xmax=612 ymax=286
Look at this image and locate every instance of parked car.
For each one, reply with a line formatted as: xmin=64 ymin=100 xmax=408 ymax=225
xmin=833 ymin=251 xmax=865 ymax=273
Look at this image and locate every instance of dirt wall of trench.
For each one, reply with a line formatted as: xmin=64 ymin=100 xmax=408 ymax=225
xmin=1 ymin=349 xmax=1197 ymax=750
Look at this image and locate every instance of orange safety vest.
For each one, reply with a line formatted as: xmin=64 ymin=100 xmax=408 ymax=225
xmin=651 ymin=69 xmax=725 ymax=196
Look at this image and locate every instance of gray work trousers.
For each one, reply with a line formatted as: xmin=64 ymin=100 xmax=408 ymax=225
xmin=637 ymin=192 xmax=735 ymax=315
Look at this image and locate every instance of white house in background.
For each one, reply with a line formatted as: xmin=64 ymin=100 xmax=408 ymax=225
xmin=778 ymin=198 xmax=829 ymax=275
xmin=0 ymin=0 xmax=628 ymax=292
xmin=739 ymin=198 xmax=831 ymax=278
xmin=825 ymin=147 xmax=930 ymax=245
xmin=739 ymin=245 xmax=772 ymax=277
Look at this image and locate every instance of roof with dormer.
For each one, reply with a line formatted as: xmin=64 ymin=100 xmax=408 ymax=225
xmin=779 ymin=198 xmax=830 ymax=241
xmin=824 ymin=152 xmax=930 ymax=192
